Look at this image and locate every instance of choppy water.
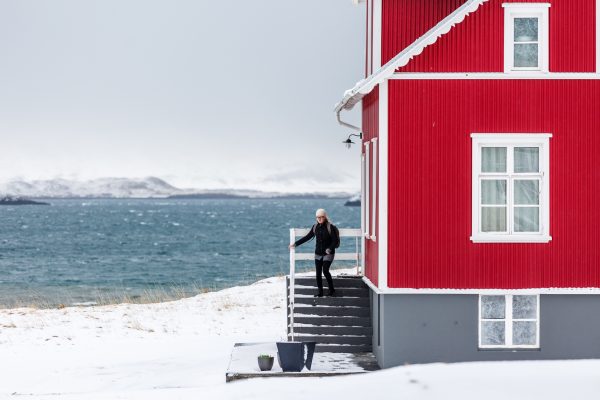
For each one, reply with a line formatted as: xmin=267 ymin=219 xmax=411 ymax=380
xmin=0 ymin=198 xmax=359 ymax=307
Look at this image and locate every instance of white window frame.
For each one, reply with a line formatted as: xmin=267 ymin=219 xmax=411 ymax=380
xmin=471 ymin=133 xmax=551 ymax=243
xmin=364 ymin=142 xmax=370 ymax=239
xmin=503 ymin=3 xmax=550 ymax=73
xmin=479 ymin=294 xmax=540 ymax=349
xmin=371 ymin=138 xmax=378 ymax=242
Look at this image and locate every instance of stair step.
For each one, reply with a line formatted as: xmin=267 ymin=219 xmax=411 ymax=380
xmin=291 ymin=325 xmax=373 ymax=336
xmin=290 ymin=305 xmax=370 ymax=317
xmin=291 ymin=277 xmax=366 ymax=288
xmin=291 ymin=325 xmax=372 ymax=336
xmin=292 ymin=287 xmax=369 ymax=297
xmin=315 ymin=344 xmax=373 ymax=353
xmin=288 ymin=334 xmax=371 ymax=345
xmin=294 ymin=296 xmax=369 ymax=307
xmin=291 ymin=316 xmax=371 ymax=327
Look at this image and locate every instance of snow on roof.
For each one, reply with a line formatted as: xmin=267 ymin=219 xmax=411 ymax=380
xmin=334 ymin=0 xmax=489 ymax=113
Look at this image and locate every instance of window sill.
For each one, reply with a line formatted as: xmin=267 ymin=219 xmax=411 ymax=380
xmin=470 ymin=235 xmax=552 ymax=243
xmin=478 ymin=347 xmax=541 ymax=351
xmin=506 ymin=69 xmax=548 ymax=73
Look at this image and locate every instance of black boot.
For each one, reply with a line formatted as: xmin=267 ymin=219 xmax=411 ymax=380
xmin=313 ymin=291 xmax=323 ymax=298
xmin=327 ymin=289 xmax=336 ymax=297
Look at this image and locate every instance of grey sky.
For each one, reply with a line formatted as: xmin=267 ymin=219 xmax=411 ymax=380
xmin=0 ymin=0 xmax=364 ymax=193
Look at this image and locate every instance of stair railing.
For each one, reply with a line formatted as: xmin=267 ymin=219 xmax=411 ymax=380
xmin=288 ymin=227 xmax=363 ymax=340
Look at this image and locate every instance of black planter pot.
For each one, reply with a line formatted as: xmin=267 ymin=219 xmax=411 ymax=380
xmin=257 ymin=356 xmax=274 ymax=371
xmin=276 ymin=341 xmax=317 ymax=372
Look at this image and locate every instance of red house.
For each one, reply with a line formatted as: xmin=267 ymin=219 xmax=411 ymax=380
xmin=336 ymin=0 xmax=600 ymax=367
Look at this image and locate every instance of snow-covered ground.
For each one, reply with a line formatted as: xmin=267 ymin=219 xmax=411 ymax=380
xmin=1 ymin=270 xmax=599 ymax=399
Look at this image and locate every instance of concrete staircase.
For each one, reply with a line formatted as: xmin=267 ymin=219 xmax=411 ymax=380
xmin=287 ymin=275 xmax=372 ymax=353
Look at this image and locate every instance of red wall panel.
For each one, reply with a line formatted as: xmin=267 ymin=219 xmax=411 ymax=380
xmin=362 ymin=88 xmax=379 ymax=285
xmin=388 ymin=79 xmax=600 ymax=289
xmin=382 ymin=0 xmax=463 ymax=65
xmin=382 ymin=0 xmax=596 ymax=73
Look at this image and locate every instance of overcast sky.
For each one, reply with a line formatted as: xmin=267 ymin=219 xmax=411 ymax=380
xmin=0 ymin=0 xmax=364 ymax=193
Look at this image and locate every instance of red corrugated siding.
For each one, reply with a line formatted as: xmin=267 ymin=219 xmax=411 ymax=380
xmin=383 ymin=0 xmax=596 ymax=73
xmin=388 ymin=79 xmax=600 ymax=289
xmin=362 ymin=88 xmax=379 ymax=285
xmin=382 ymin=0 xmax=463 ymax=65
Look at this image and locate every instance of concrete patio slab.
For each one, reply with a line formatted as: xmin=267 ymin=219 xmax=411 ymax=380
xmin=226 ymin=342 xmax=379 ymax=382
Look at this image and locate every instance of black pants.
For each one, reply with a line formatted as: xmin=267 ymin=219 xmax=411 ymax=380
xmin=315 ymin=258 xmax=334 ymax=293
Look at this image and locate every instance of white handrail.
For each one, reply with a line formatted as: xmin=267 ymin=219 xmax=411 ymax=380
xmin=288 ymin=227 xmax=363 ymax=341
xmin=289 ymin=228 xmax=296 ymax=340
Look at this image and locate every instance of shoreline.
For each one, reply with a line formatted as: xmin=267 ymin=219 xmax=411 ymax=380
xmin=0 ymin=267 xmax=356 ymax=311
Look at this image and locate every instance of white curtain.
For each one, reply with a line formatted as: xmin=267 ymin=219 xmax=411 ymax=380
xmin=482 ymin=147 xmax=507 ymax=172
xmin=514 ymin=147 xmax=539 ymax=173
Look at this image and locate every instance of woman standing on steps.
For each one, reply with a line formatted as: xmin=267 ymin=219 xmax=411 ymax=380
xmin=288 ymin=208 xmax=339 ymax=297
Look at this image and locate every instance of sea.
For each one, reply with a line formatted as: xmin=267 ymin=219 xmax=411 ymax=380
xmin=0 ymin=198 xmax=360 ymax=308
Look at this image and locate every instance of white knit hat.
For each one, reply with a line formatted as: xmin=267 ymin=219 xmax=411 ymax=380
xmin=315 ymin=208 xmax=327 ymax=217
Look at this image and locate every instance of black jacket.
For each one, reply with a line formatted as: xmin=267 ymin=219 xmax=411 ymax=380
xmin=294 ymin=222 xmax=338 ymax=256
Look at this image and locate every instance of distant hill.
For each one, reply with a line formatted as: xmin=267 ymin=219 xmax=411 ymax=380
xmin=0 ymin=177 xmax=356 ymax=199
xmin=169 ymin=190 xmax=353 ymax=200
xmin=0 ymin=177 xmax=183 ymax=198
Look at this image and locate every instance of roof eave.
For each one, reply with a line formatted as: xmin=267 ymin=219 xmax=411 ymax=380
xmin=334 ymin=0 xmax=489 ymax=113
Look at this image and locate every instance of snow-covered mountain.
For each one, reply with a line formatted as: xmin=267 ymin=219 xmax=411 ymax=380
xmin=0 ymin=177 xmax=356 ymax=199
xmin=0 ymin=177 xmax=184 ymax=198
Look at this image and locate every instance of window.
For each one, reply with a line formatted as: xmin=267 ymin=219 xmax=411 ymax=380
xmin=479 ymin=294 xmax=540 ymax=349
xmin=471 ymin=134 xmax=551 ymax=243
xmin=371 ymin=138 xmax=378 ymax=241
xmin=503 ymin=3 xmax=550 ymax=72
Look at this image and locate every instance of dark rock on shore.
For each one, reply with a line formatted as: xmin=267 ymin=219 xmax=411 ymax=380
xmin=0 ymin=196 xmax=50 ymax=206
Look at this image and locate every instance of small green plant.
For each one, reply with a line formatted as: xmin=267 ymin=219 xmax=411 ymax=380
xmin=258 ymin=354 xmax=273 ymax=359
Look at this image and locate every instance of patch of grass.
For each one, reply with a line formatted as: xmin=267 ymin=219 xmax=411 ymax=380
xmin=0 ymin=282 xmax=215 ymax=310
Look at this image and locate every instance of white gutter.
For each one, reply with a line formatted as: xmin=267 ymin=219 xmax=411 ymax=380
xmin=334 ymin=0 xmax=488 ymax=121
xmin=336 ymin=110 xmax=361 ymax=132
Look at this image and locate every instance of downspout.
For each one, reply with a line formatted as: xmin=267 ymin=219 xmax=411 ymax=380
xmin=336 ymin=107 xmax=361 ymax=132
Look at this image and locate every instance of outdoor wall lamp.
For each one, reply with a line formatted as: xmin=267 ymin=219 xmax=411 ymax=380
xmin=343 ymin=132 xmax=363 ymax=149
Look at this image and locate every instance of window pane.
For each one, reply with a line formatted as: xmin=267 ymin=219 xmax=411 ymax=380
xmin=515 ymin=147 xmax=539 ymax=173
xmin=513 ymin=321 xmax=537 ymax=345
xmin=514 ymin=18 xmax=538 ymax=42
xmin=482 ymin=180 xmax=507 ymax=204
xmin=513 ymin=295 xmax=537 ymax=319
xmin=481 ymin=295 xmax=506 ymax=319
xmin=514 ymin=207 xmax=540 ymax=232
xmin=514 ymin=180 xmax=539 ymax=205
xmin=482 ymin=207 xmax=507 ymax=232
xmin=482 ymin=147 xmax=507 ymax=172
xmin=481 ymin=321 xmax=506 ymax=346
xmin=514 ymin=44 xmax=538 ymax=68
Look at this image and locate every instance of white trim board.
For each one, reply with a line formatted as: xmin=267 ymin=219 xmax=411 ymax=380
xmin=377 ymin=79 xmax=388 ymax=289
xmin=364 ymin=141 xmax=370 ymax=239
xmin=372 ymin=0 xmax=382 ymax=71
xmin=366 ymin=0 xmax=372 ymax=76
xmin=390 ymin=73 xmax=600 ymax=79
xmin=597 ymin=0 xmax=600 ymax=73
xmin=370 ymin=137 xmax=378 ymax=242
xmin=361 ymin=277 xmax=600 ymax=295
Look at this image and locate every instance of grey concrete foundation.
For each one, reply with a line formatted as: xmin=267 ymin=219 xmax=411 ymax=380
xmin=370 ymin=292 xmax=600 ymax=368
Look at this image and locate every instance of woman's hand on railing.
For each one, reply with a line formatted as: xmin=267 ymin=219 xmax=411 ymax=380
xmin=288 ymin=243 xmax=296 ymax=250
